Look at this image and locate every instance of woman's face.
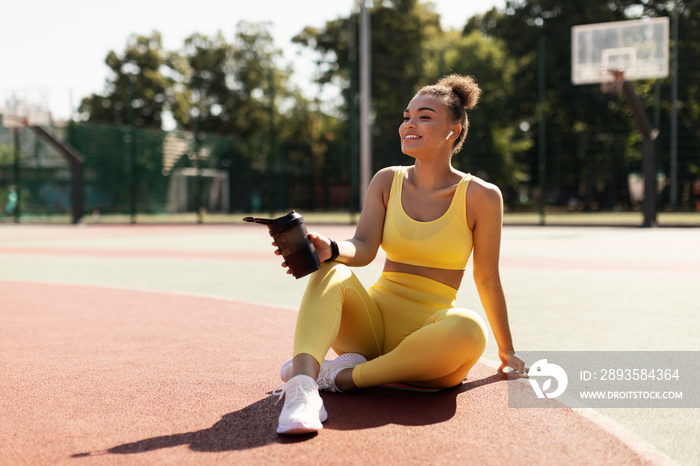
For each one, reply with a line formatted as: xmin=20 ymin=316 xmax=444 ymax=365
xmin=399 ymin=94 xmax=455 ymax=158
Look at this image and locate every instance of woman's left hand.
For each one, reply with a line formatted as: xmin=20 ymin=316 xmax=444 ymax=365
xmin=498 ymin=349 xmax=528 ymax=377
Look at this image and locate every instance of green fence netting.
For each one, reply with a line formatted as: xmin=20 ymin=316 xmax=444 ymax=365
xmin=0 ymin=122 xmax=312 ymax=222
xmin=1 ymin=118 xmax=698 ymax=225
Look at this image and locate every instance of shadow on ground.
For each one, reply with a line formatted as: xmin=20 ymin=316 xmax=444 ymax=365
xmin=74 ymin=373 xmax=504 ymax=457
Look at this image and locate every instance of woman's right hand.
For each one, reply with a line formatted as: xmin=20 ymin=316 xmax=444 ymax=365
xmin=308 ymin=232 xmax=335 ymax=262
xmin=273 ymin=231 xmax=334 ymax=273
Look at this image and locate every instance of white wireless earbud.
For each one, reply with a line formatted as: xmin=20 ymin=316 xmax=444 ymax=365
xmin=445 ymin=130 xmax=454 ymax=141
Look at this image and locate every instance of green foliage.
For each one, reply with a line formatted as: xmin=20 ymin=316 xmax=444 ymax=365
xmin=462 ymin=0 xmax=700 ymax=209
xmin=0 ymin=143 xmax=15 ymax=166
xmin=70 ymin=0 xmax=700 ymax=213
xmin=168 ymin=22 xmax=287 ymax=141
xmin=78 ymin=32 xmax=171 ymax=129
xmin=369 ymin=0 xmax=443 ymax=169
xmin=426 ymin=29 xmax=532 ymax=191
xmin=293 ymin=0 xmax=531 ymax=194
xmin=167 ymin=32 xmax=232 ymax=131
xmin=663 ymin=0 xmax=700 ymax=178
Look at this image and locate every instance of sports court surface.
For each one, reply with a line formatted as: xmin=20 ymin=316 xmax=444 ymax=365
xmin=1 ymin=222 xmax=698 ymax=465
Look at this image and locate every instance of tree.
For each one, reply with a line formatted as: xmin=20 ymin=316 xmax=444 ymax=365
xmin=365 ymin=0 xmax=443 ymax=170
xmin=650 ymin=0 xmax=700 ymax=205
xmin=167 ymin=32 xmax=233 ymax=133
xmin=468 ymin=2 xmax=646 ymax=209
xmin=169 ymin=22 xmax=288 ymax=140
xmin=422 ymin=27 xmax=532 ymax=195
xmin=78 ymin=32 xmax=171 ymax=129
xmin=468 ymin=0 xmax=700 ymax=210
xmin=294 ymin=0 xmax=441 ymax=173
xmin=294 ymin=0 xmax=531 ymax=200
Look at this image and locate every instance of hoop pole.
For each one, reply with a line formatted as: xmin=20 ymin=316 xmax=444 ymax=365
xmin=620 ymin=80 xmax=657 ymax=227
xmin=621 ymin=81 xmax=657 ymax=141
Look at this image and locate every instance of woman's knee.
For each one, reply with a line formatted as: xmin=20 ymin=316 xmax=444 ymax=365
xmin=313 ymin=260 xmax=351 ymax=279
xmin=306 ymin=261 xmax=353 ymax=289
xmin=441 ymin=308 xmax=488 ymax=353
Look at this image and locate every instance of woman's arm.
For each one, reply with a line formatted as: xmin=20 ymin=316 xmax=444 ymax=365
xmin=300 ymin=167 xmax=394 ymax=267
xmin=468 ymin=180 xmax=525 ymax=374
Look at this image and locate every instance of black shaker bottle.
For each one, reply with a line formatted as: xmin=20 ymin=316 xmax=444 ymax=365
xmin=243 ymin=211 xmax=321 ymax=279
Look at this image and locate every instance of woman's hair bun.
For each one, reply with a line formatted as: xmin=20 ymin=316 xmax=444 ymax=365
xmin=414 ymin=73 xmax=482 ymax=154
xmin=436 ymin=74 xmax=480 ymax=110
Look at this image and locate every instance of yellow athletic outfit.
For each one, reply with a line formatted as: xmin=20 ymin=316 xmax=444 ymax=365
xmin=293 ymin=166 xmax=488 ymax=389
xmin=382 ymin=166 xmax=474 ymax=270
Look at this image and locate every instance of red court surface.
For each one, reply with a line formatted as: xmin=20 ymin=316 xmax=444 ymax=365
xmin=1 ymin=281 xmax=674 ymax=465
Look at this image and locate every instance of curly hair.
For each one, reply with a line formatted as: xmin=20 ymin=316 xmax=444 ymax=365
xmin=416 ymin=74 xmax=481 ymax=155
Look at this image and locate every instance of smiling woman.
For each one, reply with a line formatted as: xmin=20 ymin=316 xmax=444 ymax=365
xmin=268 ymin=73 xmax=527 ymax=436
xmin=401 ymin=74 xmax=481 ymax=158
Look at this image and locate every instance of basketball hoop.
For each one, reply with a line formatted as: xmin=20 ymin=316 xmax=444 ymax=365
xmin=572 ymin=18 xmax=666 ymax=229
xmin=1 ymin=115 xmax=29 ymax=132
xmin=600 ymin=69 xmax=625 ymax=95
xmin=571 ymin=17 xmax=669 ymax=86
xmin=2 ymin=88 xmax=52 ymax=130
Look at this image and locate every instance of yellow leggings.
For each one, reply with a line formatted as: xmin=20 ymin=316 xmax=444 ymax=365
xmin=293 ymin=262 xmax=488 ymax=389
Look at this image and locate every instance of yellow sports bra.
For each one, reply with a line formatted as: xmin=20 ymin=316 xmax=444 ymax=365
xmin=382 ymin=166 xmax=473 ymax=270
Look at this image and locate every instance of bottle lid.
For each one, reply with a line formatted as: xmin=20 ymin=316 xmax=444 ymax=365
xmin=243 ymin=211 xmax=303 ymax=234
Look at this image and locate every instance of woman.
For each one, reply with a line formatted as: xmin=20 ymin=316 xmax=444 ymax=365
xmin=273 ymin=74 xmax=526 ymax=435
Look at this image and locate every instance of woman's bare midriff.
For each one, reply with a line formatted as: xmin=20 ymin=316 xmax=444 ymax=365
xmin=383 ymin=258 xmax=465 ymax=290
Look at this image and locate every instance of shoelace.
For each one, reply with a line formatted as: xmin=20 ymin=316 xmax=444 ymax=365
xmin=272 ymin=384 xmax=286 ymax=404
xmin=316 ymin=373 xmax=335 ymax=391
xmin=272 ymin=379 xmax=316 ymax=405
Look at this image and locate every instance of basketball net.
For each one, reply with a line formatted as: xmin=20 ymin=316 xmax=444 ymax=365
xmin=600 ymin=69 xmax=625 ymax=94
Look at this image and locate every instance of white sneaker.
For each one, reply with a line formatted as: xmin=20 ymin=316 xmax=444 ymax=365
xmin=275 ymin=375 xmax=328 ymax=435
xmin=279 ymin=353 xmax=367 ymax=392
xmin=279 ymin=358 xmax=295 ymax=382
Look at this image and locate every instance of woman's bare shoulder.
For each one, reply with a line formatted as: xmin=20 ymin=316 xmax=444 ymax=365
xmin=375 ymin=165 xmax=401 ymax=179
xmin=467 ymin=175 xmax=503 ymax=203
xmin=465 ymin=175 xmax=503 ymax=230
xmin=371 ymin=166 xmax=402 ymax=190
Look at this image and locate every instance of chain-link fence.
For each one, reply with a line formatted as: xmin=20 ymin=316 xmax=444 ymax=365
xmin=0 ymin=121 xmax=336 ymax=223
xmin=1 ymin=119 xmax=698 ymax=225
xmin=0 ymin=124 xmax=74 ymax=222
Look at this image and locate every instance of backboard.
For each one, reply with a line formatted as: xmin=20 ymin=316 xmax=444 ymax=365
xmin=2 ymin=88 xmax=52 ymax=128
xmin=571 ymin=17 xmax=669 ymax=85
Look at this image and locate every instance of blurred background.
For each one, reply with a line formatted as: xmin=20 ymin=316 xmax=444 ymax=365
xmin=1 ymin=0 xmax=699 ymax=225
